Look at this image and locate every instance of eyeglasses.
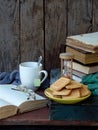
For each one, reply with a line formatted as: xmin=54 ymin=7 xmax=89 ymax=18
xmin=11 ymin=85 xmax=36 ymax=100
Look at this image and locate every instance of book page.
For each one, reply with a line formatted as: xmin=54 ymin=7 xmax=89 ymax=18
xmin=67 ymin=32 xmax=98 ymax=46
xmin=0 ymin=98 xmax=12 ymax=107
xmin=0 ymin=84 xmax=46 ymax=107
xmin=0 ymin=98 xmax=18 ymax=120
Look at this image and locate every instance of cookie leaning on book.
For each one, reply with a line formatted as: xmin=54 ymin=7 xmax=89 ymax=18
xmin=49 ymin=77 xmax=91 ymax=99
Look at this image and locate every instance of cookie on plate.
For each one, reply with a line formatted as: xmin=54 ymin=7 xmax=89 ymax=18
xmin=50 ymin=77 xmax=71 ymax=91
xmin=80 ymin=85 xmax=91 ymax=97
xmin=52 ymin=88 xmax=72 ymax=96
xmin=65 ymin=80 xmax=83 ymax=89
xmin=62 ymin=88 xmax=81 ymax=99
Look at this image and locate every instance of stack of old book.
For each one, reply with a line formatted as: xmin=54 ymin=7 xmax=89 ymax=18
xmin=66 ymin=32 xmax=98 ymax=78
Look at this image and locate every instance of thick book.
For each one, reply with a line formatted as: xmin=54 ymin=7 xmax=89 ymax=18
xmin=67 ymin=61 xmax=98 ymax=74
xmin=0 ymin=84 xmax=48 ymax=120
xmin=66 ymin=46 xmax=98 ymax=64
xmin=50 ymin=96 xmax=98 ymax=121
xmin=66 ymin=32 xmax=98 ymax=53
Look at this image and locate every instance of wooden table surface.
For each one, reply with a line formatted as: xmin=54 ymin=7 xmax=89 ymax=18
xmin=0 ymin=90 xmax=98 ymax=127
xmin=0 ymin=106 xmax=98 ymax=126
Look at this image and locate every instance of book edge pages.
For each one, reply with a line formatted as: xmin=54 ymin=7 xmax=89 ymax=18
xmin=66 ymin=41 xmax=97 ymax=53
xmin=0 ymin=105 xmax=18 ymax=120
xmin=66 ymin=46 xmax=98 ymax=64
xmin=66 ymin=32 xmax=98 ymax=49
xmin=74 ymin=62 xmax=98 ymax=74
xmin=72 ymin=70 xmax=86 ymax=78
xmin=18 ymin=99 xmax=48 ymax=113
xmin=66 ymin=62 xmax=98 ymax=74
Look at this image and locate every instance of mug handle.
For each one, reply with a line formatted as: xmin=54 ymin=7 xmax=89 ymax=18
xmin=39 ymin=70 xmax=48 ymax=84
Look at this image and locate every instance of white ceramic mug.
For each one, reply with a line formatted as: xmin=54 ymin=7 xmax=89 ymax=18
xmin=19 ymin=62 xmax=48 ymax=91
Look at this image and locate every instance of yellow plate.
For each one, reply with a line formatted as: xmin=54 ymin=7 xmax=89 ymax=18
xmin=44 ymin=88 xmax=91 ymax=104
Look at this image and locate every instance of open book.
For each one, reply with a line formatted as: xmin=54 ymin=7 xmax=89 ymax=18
xmin=66 ymin=32 xmax=98 ymax=53
xmin=0 ymin=84 xmax=48 ymax=120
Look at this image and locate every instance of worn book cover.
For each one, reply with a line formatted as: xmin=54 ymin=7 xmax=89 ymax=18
xmin=66 ymin=46 xmax=98 ymax=64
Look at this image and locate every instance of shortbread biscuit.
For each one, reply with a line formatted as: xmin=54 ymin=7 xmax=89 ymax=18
xmin=62 ymin=88 xmax=81 ymax=99
xmin=50 ymin=77 xmax=71 ymax=91
xmin=65 ymin=80 xmax=83 ymax=89
xmin=46 ymin=89 xmax=62 ymax=98
xmin=53 ymin=95 xmax=62 ymax=98
xmin=80 ymin=85 xmax=90 ymax=97
xmin=52 ymin=88 xmax=72 ymax=96
xmin=46 ymin=89 xmax=53 ymax=97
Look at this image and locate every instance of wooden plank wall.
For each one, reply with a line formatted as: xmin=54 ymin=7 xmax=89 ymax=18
xmin=0 ymin=0 xmax=19 ymax=71
xmin=0 ymin=0 xmax=98 ymax=75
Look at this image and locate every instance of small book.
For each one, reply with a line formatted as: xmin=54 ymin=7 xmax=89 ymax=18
xmin=0 ymin=84 xmax=48 ymax=120
xmin=66 ymin=32 xmax=98 ymax=53
xmin=66 ymin=61 xmax=98 ymax=74
xmin=72 ymin=69 xmax=86 ymax=78
xmin=72 ymin=74 xmax=82 ymax=82
xmin=66 ymin=46 xmax=98 ymax=64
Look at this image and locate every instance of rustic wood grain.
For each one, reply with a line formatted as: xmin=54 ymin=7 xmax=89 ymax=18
xmin=92 ymin=0 xmax=98 ymax=31
xmin=0 ymin=0 xmax=98 ymax=72
xmin=67 ymin=0 xmax=93 ymax=36
xmin=0 ymin=0 xmax=19 ymax=71
xmin=1 ymin=106 xmax=98 ymax=128
xmin=45 ymin=0 xmax=67 ymax=72
xmin=20 ymin=0 xmax=44 ymax=64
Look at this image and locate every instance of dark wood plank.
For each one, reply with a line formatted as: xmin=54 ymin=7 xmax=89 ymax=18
xmin=0 ymin=0 xmax=97 ymax=73
xmin=20 ymin=0 xmax=44 ymax=63
xmin=0 ymin=0 xmax=19 ymax=71
xmin=67 ymin=0 xmax=93 ymax=36
xmin=45 ymin=0 xmax=67 ymax=72
xmin=92 ymin=0 xmax=98 ymax=31
xmin=0 ymin=106 xmax=98 ymax=127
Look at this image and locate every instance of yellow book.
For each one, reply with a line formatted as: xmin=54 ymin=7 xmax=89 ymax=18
xmin=0 ymin=84 xmax=48 ymax=120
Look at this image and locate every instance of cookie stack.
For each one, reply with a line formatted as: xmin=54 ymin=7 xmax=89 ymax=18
xmin=49 ymin=77 xmax=91 ymax=99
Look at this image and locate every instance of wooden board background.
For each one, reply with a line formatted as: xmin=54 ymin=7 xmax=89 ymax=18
xmin=0 ymin=0 xmax=98 ymax=76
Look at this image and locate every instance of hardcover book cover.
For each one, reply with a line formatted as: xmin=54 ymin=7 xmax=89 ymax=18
xmin=66 ymin=46 xmax=98 ymax=64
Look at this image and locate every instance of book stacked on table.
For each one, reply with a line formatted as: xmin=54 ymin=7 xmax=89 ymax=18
xmin=66 ymin=32 xmax=98 ymax=78
xmin=66 ymin=61 xmax=98 ymax=78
